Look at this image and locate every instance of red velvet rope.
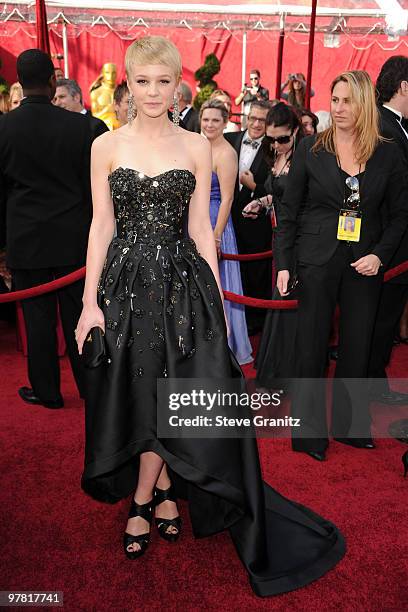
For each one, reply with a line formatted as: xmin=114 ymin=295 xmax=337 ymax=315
xmin=224 ymin=291 xmax=297 ymax=309
xmin=1 ymin=259 xmax=407 ymax=309
xmin=220 ymin=249 xmax=273 ymax=261
xmin=384 ymin=261 xmax=408 ymax=282
xmin=0 ymin=267 xmax=86 ymax=303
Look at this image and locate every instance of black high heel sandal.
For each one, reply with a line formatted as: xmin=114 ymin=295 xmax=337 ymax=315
xmin=154 ymin=485 xmax=182 ymax=542
xmin=123 ymin=498 xmax=153 ymax=559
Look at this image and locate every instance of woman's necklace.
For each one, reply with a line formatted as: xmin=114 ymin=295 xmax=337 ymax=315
xmin=273 ymin=150 xmax=292 ymax=177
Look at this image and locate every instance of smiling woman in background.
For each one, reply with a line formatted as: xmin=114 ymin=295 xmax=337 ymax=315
xmin=200 ymin=98 xmax=252 ymax=364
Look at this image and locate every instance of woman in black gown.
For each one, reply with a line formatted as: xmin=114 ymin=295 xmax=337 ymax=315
xmin=242 ymin=103 xmax=302 ymax=390
xmin=75 ymin=36 xmax=345 ymax=597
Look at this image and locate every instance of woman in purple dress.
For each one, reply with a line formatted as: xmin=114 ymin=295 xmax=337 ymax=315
xmin=200 ymin=99 xmax=252 ymax=364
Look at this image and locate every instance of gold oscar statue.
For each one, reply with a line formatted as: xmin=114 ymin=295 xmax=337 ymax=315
xmin=89 ymin=62 xmax=120 ymax=130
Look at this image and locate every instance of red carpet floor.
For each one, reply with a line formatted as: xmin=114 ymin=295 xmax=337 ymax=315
xmin=0 ymin=320 xmax=407 ymax=612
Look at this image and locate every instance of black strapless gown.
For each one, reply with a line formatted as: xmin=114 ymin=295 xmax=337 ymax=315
xmin=82 ymin=167 xmax=345 ymax=597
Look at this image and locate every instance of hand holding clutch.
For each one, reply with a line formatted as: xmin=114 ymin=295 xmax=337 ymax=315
xmin=82 ymin=327 xmax=107 ymax=368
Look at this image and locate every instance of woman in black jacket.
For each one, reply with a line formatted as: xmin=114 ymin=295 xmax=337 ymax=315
xmin=242 ymin=102 xmax=303 ymax=390
xmin=275 ymin=70 xmax=408 ymax=461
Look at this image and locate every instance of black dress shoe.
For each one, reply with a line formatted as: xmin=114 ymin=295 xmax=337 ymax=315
xmin=294 ymin=449 xmax=326 ymax=461
xmin=18 ymin=387 xmax=64 ymax=409
xmin=334 ymin=437 xmax=375 ymax=449
xmin=307 ymin=450 xmax=326 ymax=461
xmin=373 ymin=390 xmax=408 ymax=406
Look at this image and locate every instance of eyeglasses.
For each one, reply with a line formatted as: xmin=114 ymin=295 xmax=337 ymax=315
xmin=345 ymin=176 xmax=360 ymax=207
xmin=250 ymin=77 xmax=259 ymax=81
xmin=266 ymin=134 xmax=293 ymax=144
xmin=248 ymin=116 xmax=266 ymax=124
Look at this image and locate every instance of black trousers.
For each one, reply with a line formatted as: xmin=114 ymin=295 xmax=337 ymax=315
xmin=368 ymin=282 xmax=408 ymax=394
xmin=292 ymin=243 xmax=383 ymax=452
xmin=13 ymin=266 xmax=85 ymax=401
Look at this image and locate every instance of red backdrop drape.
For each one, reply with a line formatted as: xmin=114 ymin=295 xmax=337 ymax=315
xmin=35 ymin=0 xmax=51 ymax=54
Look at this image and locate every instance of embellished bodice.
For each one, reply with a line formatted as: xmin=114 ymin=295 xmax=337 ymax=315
xmin=108 ymin=168 xmax=196 ymax=245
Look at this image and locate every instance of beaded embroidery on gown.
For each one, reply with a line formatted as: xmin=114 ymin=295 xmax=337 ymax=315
xmin=81 ymin=167 xmax=345 ymax=597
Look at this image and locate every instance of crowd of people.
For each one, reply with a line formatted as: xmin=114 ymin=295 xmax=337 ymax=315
xmin=0 ymin=38 xmax=407 ymax=598
xmin=1 ymin=48 xmax=407 ymax=445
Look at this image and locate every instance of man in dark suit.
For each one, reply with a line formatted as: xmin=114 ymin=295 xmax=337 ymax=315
xmin=54 ymin=78 xmax=109 ymax=140
xmin=369 ymin=55 xmax=408 ymax=404
xmin=225 ymin=100 xmax=270 ymax=334
xmin=0 ymin=49 xmax=93 ymax=408
xmin=177 ymin=81 xmax=200 ymax=133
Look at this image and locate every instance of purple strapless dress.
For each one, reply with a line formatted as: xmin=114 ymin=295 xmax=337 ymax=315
xmin=209 ymin=172 xmax=252 ymax=365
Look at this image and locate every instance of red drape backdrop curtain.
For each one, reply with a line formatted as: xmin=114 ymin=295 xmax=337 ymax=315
xmin=1 ymin=26 xmax=407 ymax=111
xmin=35 ymin=0 xmax=51 ymax=54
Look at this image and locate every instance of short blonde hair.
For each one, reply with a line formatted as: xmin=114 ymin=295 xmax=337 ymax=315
xmin=125 ymin=36 xmax=182 ymax=80
xmin=313 ymin=70 xmax=381 ymax=163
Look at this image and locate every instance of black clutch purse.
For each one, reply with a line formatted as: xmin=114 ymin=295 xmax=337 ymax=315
xmin=82 ymin=327 xmax=107 ymax=369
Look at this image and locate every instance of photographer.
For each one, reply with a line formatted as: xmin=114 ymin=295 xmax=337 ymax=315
xmin=235 ymin=70 xmax=269 ymax=127
xmin=281 ymin=72 xmax=314 ymax=109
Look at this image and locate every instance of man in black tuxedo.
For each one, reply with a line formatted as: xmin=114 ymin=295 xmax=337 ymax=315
xmin=224 ymin=100 xmax=270 ymax=334
xmin=54 ymin=78 xmax=109 ymax=140
xmin=0 ymin=49 xmax=93 ymax=408
xmin=177 ymin=81 xmax=200 ymax=133
xmin=369 ymin=55 xmax=408 ymax=404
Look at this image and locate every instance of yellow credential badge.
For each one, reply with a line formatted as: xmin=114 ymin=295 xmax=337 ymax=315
xmin=337 ymin=209 xmax=361 ymax=242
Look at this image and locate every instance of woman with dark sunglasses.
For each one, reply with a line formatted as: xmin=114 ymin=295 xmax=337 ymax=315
xmin=241 ymin=102 xmax=303 ymax=391
xmin=275 ymin=71 xmax=408 ymax=461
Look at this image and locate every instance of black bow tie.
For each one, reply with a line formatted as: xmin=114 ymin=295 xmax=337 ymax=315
xmin=243 ymin=138 xmax=260 ymax=150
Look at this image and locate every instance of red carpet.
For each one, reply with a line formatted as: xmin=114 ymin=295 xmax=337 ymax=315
xmin=0 ymin=320 xmax=406 ymax=611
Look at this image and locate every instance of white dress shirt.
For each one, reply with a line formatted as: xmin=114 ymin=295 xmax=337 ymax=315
xmin=238 ymin=132 xmax=264 ymax=190
xmin=383 ymin=104 xmax=408 ymax=140
xmin=180 ymin=105 xmax=192 ymax=121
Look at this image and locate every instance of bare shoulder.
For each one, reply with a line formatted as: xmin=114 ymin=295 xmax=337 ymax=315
xmin=214 ymin=140 xmax=237 ymax=171
xmin=91 ymin=129 xmax=126 ymax=172
xmin=91 ymin=128 xmax=116 ymax=154
xmin=222 ymin=139 xmax=238 ymax=163
xmin=180 ymin=129 xmax=209 ymax=152
xmin=178 ymin=129 xmax=211 ymax=170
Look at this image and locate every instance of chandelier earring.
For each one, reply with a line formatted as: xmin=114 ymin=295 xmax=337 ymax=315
xmin=127 ymin=93 xmax=137 ymax=124
xmin=172 ymin=92 xmax=180 ymax=127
